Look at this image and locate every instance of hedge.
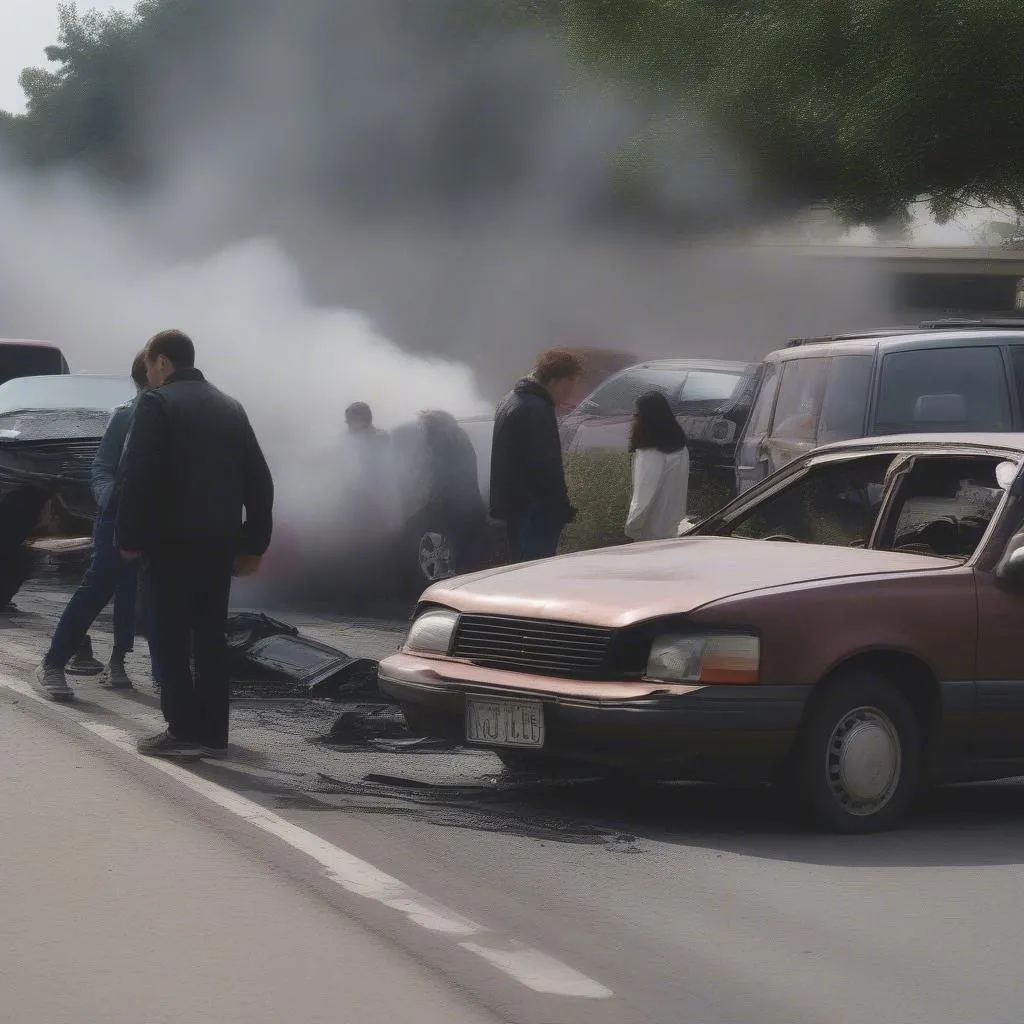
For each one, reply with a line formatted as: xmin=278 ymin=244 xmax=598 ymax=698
xmin=558 ymin=451 xmax=735 ymax=554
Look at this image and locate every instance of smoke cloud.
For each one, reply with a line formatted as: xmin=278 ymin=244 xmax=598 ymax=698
xmin=0 ymin=0 xmax=897 ymax=602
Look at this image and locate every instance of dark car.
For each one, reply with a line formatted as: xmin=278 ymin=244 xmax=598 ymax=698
xmin=0 ymin=375 xmax=135 ymax=530
xmin=560 ymin=358 xmax=760 ymax=485
xmin=381 ymin=431 xmax=1024 ymax=833
xmin=736 ymin=318 xmax=1024 ymax=494
xmin=0 ymin=339 xmax=69 ymax=386
xmin=263 ymin=411 xmax=504 ymax=602
xmin=390 ymin=411 xmax=504 ymax=588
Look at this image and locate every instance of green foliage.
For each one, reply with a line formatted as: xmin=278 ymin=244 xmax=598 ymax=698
xmin=558 ymin=450 xmax=734 ymax=553
xmin=560 ymin=450 xmax=632 ymax=553
xmin=545 ymin=0 xmax=1024 ymax=223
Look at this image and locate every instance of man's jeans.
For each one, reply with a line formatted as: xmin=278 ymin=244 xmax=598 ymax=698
xmin=47 ymin=511 xmax=146 ymax=669
xmin=507 ymin=507 xmax=565 ymax=563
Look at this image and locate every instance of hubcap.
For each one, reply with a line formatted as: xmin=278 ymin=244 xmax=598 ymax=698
xmin=825 ymin=706 xmax=902 ymax=817
xmin=418 ymin=531 xmax=454 ymax=582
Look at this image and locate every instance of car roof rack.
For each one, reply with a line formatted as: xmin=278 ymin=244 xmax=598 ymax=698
xmin=785 ymin=328 xmax=917 ymax=348
xmin=786 ymin=316 xmax=1024 ymax=348
xmin=917 ymin=316 xmax=1024 ymax=329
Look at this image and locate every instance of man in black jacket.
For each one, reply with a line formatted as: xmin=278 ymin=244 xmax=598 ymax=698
xmin=116 ymin=330 xmax=274 ymax=759
xmin=490 ymin=350 xmax=583 ymax=562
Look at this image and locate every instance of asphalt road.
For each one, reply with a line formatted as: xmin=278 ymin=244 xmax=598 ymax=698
xmin=4 ymin=580 xmax=1024 ymax=1023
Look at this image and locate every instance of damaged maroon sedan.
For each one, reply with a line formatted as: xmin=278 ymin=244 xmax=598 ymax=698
xmin=381 ymin=433 xmax=1024 ymax=832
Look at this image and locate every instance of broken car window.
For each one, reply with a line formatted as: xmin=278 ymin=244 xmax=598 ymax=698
xmin=723 ymin=454 xmax=895 ymax=547
xmin=881 ymin=455 xmax=1007 ymax=559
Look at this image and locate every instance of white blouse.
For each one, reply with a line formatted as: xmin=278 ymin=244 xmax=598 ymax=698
xmin=625 ymin=447 xmax=690 ymax=542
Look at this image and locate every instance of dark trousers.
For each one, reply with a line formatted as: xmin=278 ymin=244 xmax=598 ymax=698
xmin=148 ymin=543 xmax=234 ymax=748
xmin=46 ymin=511 xmax=143 ymax=667
xmin=0 ymin=545 xmax=33 ymax=607
xmin=507 ymin=507 xmax=564 ymax=563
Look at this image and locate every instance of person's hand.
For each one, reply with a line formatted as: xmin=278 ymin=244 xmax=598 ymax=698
xmin=234 ymin=554 xmax=263 ymax=577
xmin=119 ymin=549 xmax=142 ymax=561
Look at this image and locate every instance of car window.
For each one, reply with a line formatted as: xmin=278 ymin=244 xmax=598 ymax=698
xmin=742 ymin=363 xmax=779 ymax=439
xmin=0 ymin=345 xmax=65 ymax=386
xmin=677 ymin=371 xmax=743 ymax=409
xmin=723 ymin=454 xmax=895 ymax=547
xmin=818 ymin=356 xmax=873 ymax=444
xmin=1008 ymin=346 xmax=1024 ymax=420
xmin=583 ymin=368 xmax=688 ymax=416
xmin=770 ymin=357 xmax=829 ymax=442
xmin=880 ymin=455 xmax=1006 ymax=559
xmin=0 ymin=375 xmax=135 ymax=414
xmin=874 ymin=347 xmax=1011 ymax=433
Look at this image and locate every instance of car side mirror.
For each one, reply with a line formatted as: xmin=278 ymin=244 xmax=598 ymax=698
xmin=997 ymin=542 xmax=1024 ymax=585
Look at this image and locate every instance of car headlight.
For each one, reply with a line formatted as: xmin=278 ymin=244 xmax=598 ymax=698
xmin=646 ymin=633 xmax=760 ymax=685
xmin=405 ymin=609 xmax=458 ymax=654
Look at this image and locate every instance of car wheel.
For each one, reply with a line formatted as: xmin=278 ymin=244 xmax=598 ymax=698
xmin=791 ymin=671 xmax=921 ymax=833
xmin=415 ymin=527 xmax=457 ymax=584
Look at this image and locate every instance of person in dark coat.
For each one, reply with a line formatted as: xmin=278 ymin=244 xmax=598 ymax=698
xmin=490 ymin=349 xmax=584 ymax=562
xmin=419 ymin=410 xmax=487 ymax=573
xmin=115 ymin=329 xmax=274 ymax=759
xmin=0 ymin=486 xmax=58 ymax=609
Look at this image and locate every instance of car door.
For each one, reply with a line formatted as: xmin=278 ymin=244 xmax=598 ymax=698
xmin=763 ymin=356 xmax=830 ymax=477
xmin=971 ymin=461 xmax=1024 ymax=761
xmin=735 ymin=362 xmax=779 ymax=493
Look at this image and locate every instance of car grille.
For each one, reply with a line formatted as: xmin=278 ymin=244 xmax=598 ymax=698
xmin=451 ymin=614 xmax=614 ymax=679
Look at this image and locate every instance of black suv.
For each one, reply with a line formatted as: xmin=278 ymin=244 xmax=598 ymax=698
xmin=737 ymin=319 xmax=1024 ymax=493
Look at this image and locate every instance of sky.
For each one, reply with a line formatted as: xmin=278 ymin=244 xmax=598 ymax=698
xmin=0 ymin=0 xmax=137 ymax=113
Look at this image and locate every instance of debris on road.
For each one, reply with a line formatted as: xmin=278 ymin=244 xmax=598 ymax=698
xmin=225 ymin=612 xmax=380 ymax=698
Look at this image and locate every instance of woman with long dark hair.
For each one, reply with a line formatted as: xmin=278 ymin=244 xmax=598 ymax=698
xmin=625 ymin=391 xmax=689 ymax=541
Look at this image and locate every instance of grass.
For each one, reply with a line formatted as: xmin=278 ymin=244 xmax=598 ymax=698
xmin=558 ymin=451 xmax=735 ymax=554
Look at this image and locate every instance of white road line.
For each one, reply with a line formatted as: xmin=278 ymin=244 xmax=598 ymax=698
xmin=0 ymin=674 xmax=613 ymax=1000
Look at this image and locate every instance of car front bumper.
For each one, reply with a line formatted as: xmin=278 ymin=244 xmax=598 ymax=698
xmin=378 ymin=653 xmax=808 ymax=783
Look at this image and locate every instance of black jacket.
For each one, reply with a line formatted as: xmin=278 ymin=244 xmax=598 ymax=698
xmin=489 ymin=378 xmax=573 ymax=523
xmin=115 ymin=369 xmax=274 ymax=555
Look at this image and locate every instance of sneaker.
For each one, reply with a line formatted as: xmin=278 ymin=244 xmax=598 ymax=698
xmin=66 ymin=635 xmax=103 ymax=677
xmin=33 ymin=662 xmax=74 ymax=702
xmin=136 ymin=730 xmax=203 ymax=759
xmin=102 ymin=657 xmax=134 ymax=691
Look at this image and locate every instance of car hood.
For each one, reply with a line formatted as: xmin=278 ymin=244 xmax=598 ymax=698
xmin=423 ymin=537 xmax=952 ymax=628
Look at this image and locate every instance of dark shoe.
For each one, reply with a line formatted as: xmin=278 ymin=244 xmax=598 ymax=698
xmin=136 ymin=730 xmax=203 ymax=759
xmin=102 ymin=656 xmax=134 ymax=690
xmin=33 ymin=662 xmax=74 ymax=702
xmin=66 ymin=635 xmax=103 ymax=677
xmin=201 ymin=744 xmax=229 ymax=759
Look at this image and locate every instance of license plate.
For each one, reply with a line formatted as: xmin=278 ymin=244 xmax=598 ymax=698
xmin=465 ymin=697 xmax=544 ymax=749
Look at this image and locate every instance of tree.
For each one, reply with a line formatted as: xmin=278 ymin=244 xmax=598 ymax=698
xmin=532 ymin=0 xmax=1024 ymax=224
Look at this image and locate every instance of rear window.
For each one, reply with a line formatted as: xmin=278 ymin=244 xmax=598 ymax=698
xmin=0 ymin=345 xmax=66 ymax=386
xmin=874 ymin=347 xmax=1011 ymax=433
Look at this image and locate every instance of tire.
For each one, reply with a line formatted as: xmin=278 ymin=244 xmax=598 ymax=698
xmin=788 ymin=671 xmax=921 ymax=833
xmin=407 ymin=521 xmax=458 ymax=588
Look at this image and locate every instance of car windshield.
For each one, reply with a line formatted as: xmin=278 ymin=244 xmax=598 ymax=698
xmin=582 ymin=368 xmax=689 ymax=416
xmin=0 ymin=345 xmax=65 ymax=385
xmin=0 ymin=375 xmax=134 ymax=414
